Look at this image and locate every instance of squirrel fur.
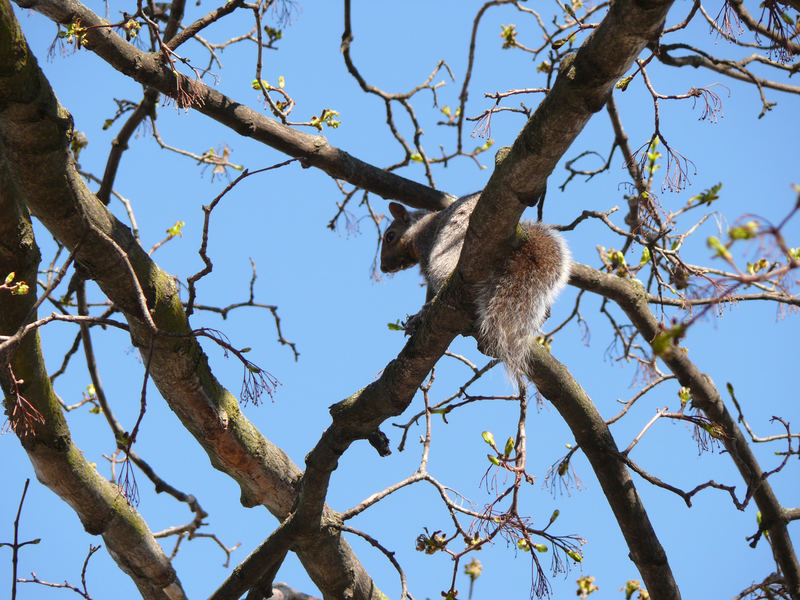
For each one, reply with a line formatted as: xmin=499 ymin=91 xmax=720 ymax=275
xmin=380 ymin=192 xmax=571 ymax=382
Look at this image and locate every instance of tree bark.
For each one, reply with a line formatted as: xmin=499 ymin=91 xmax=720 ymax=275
xmin=570 ymin=263 xmax=800 ymax=600
xmin=0 ymin=3 xmax=383 ymax=598
xmin=0 ymin=147 xmax=185 ymax=600
xmin=0 ymin=0 xmax=710 ymax=597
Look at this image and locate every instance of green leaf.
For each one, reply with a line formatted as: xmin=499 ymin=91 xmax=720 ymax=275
xmin=747 ymin=258 xmax=769 ymax=274
xmin=689 ymin=182 xmax=722 ymax=206
xmin=500 ymin=24 xmax=517 ymax=49
xmin=616 ymin=75 xmax=633 ymax=91
xmin=678 ymin=386 xmax=691 ymax=406
xmin=652 ymin=323 xmax=686 ymax=357
xmin=639 ymin=247 xmax=650 ymax=266
xmin=728 ymin=221 xmax=758 ymax=241
xmin=166 ymin=220 xmax=185 ymax=238
xmin=464 ymin=557 xmax=482 ymax=580
xmin=473 ymin=139 xmax=494 ymax=154
xmin=707 ymin=236 xmax=732 ymax=261
xmin=264 ymin=26 xmax=282 ymax=41
xmin=504 ymin=436 xmax=514 ymax=457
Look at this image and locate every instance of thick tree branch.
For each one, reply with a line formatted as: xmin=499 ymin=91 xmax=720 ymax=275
xmin=458 ymin=0 xmax=675 ymax=288
xmin=0 ymin=4 xmax=381 ymax=599
xmin=12 ymin=0 xmax=454 ymax=211
xmin=6 ymin=0 xmax=689 ymax=597
xmin=524 ymin=341 xmax=681 ymax=600
xmin=569 ymin=262 xmax=800 ymax=599
xmin=0 ymin=152 xmax=184 ymax=600
xmin=257 ymin=0 xmax=683 ymax=596
xmin=299 ymin=0 xmax=679 ymax=517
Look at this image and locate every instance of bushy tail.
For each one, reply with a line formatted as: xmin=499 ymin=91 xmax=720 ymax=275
xmin=475 ymin=223 xmax=570 ymax=382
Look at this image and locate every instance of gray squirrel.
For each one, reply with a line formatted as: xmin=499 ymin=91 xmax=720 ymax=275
xmin=380 ymin=192 xmax=571 ymax=382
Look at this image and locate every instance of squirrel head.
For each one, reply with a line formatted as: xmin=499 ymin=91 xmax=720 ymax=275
xmin=380 ymin=202 xmax=421 ymax=273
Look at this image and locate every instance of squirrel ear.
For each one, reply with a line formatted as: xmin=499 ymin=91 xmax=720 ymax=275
xmin=388 ymin=202 xmax=409 ymax=222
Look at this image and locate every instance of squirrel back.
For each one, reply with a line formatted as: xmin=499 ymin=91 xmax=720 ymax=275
xmin=380 ymin=193 xmax=570 ymax=382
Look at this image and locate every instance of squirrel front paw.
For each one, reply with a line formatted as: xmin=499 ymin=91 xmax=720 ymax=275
xmin=402 ymin=312 xmax=423 ymax=336
xmin=402 ymin=304 xmax=430 ymax=336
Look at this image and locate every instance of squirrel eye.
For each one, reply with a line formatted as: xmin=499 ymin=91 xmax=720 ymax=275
xmin=384 ymin=231 xmax=396 ymax=243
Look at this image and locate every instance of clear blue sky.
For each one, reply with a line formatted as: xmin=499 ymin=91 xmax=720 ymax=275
xmin=3 ymin=1 xmax=799 ymax=599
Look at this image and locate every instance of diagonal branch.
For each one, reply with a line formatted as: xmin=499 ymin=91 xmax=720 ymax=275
xmin=457 ymin=0 xmax=675 ymax=288
xmin=5 ymin=0 xmax=685 ymax=597
xmin=0 ymin=4 xmax=382 ymax=598
xmin=13 ymin=0 xmax=454 ymax=211
xmin=569 ymin=262 xmax=800 ymax=600
xmin=0 ymin=147 xmax=185 ymax=600
xmin=523 ymin=342 xmax=681 ymax=599
xmin=237 ymin=0 xmax=681 ymax=595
